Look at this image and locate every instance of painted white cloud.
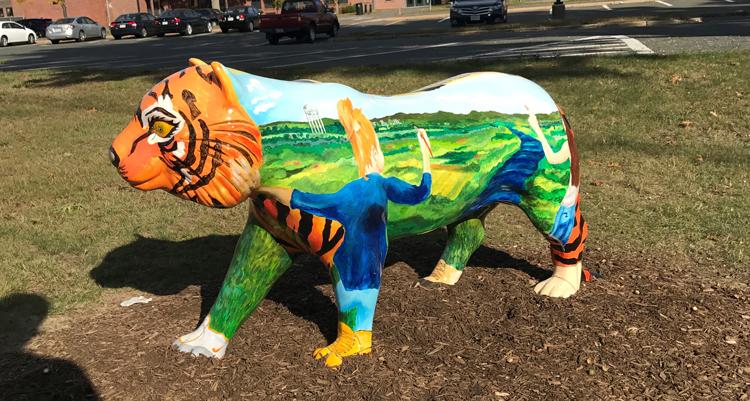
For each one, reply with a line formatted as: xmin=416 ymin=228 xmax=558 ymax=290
xmin=253 ymin=102 xmax=276 ymax=114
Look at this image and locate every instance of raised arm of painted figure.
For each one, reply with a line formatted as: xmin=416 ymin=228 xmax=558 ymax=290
xmin=525 ymin=105 xmax=571 ymax=165
xmin=383 ymin=129 xmax=433 ymax=205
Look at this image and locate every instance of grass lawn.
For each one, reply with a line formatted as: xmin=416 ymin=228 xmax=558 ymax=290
xmin=0 ymin=52 xmax=748 ymax=314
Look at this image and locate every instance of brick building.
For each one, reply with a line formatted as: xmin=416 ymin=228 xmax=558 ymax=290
xmin=0 ymin=0 xmax=15 ymax=18
xmin=8 ymin=0 xmax=429 ymax=27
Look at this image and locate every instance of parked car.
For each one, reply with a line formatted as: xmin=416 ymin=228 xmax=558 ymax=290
xmin=110 ymin=13 xmax=159 ymax=39
xmin=17 ymin=18 xmax=52 ymax=37
xmin=0 ymin=21 xmax=37 ymax=46
xmin=449 ymin=0 xmax=507 ymax=26
xmin=195 ymin=8 xmax=222 ymax=28
xmin=260 ymin=0 xmax=339 ymax=44
xmin=219 ymin=6 xmax=261 ymax=33
xmin=46 ymin=16 xmax=107 ymax=44
xmin=155 ymin=9 xmax=212 ymax=36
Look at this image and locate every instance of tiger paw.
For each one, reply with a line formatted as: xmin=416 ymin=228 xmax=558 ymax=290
xmin=533 ymin=262 xmax=582 ymax=299
xmin=312 ymin=323 xmax=372 ymax=367
xmin=172 ymin=316 xmax=229 ymax=359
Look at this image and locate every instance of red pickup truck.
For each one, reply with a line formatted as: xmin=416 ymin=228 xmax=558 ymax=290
xmin=260 ymin=0 xmax=340 ymax=44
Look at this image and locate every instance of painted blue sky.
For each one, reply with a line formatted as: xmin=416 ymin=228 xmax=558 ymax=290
xmin=227 ymin=69 xmax=559 ymax=126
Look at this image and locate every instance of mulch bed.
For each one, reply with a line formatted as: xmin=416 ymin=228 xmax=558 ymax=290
xmin=2 ymin=231 xmax=750 ymax=401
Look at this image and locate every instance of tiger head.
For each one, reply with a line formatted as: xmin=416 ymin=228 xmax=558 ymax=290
xmin=110 ymin=59 xmax=262 ymax=208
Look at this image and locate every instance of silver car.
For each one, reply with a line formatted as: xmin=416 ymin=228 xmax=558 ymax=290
xmin=46 ymin=16 xmax=107 ymax=44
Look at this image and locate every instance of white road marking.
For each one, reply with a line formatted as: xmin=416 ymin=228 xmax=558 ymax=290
xmin=725 ymin=0 xmax=735 ymax=2
xmin=655 ymin=0 xmax=673 ymax=6
xmin=602 ymin=4 xmax=612 ymax=10
xmin=273 ymin=42 xmax=460 ymax=68
xmin=614 ymin=34 xmax=655 ymax=54
xmin=453 ymin=35 xmax=653 ymax=61
xmin=438 ymin=16 xmax=450 ymax=23
xmin=385 ymin=19 xmax=404 ymax=26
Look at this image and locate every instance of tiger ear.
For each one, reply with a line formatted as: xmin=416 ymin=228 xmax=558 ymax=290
xmin=188 ymin=58 xmax=208 ymax=67
xmin=210 ymin=61 xmax=242 ymax=107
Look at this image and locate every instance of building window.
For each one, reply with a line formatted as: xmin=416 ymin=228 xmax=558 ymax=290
xmin=263 ymin=0 xmax=274 ymax=8
xmin=0 ymin=9 xmax=4 ymax=17
xmin=5 ymin=7 xmax=13 ymax=16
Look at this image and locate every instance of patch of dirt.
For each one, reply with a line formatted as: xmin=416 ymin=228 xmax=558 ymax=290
xmin=2 ymin=235 xmax=750 ymax=401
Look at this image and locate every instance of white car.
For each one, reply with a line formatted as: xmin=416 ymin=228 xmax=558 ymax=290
xmin=0 ymin=21 xmax=37 ymax=47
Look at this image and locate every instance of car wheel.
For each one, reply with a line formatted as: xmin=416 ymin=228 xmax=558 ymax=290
xmin=139 ymin=28 xmax=148 ymax=37
xmin=113 ymin=35 xmax=122 ymax=40
xmin=206 ymin=22 xmax=212 ymax=33
xmin=157 ymin=33 xmax=165 ymax=37
xmin=100 ymin=28 xmax=106 ymax=38
xmin=329 ymin=23 xmax=339 ymax=37
xmin=51 ymin=39 xmax=60 ymax=44
xmin=183 ymin=24 xmax=193 ymax=35
xmin=248 ymin=22 xmax=254 ymax=32
xmin=305 ymin=24 xmax=315 ymax=43
xmin=0 ymin=36 xmax=7 ymax=47
xmin=502 ymin=11 xmax=508 ymax=23
xmin=28 ymin=34 xmax=36 ymax=44
xmin=266 ymin=33 xmax=278 ymax=44
xmin=77 ymin=30 xmax=86 ymax=42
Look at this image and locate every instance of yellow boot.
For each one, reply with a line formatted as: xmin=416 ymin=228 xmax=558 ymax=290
xmin=313 ymin=322 xmax=372 ymax=367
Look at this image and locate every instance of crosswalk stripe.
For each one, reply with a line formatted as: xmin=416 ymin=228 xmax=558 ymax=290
xmin=453 ymin=35 xmax=653 ymax=61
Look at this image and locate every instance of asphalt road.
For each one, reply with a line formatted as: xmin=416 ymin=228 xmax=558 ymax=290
xmin=0 ymin=0 xmax=747 ymax=71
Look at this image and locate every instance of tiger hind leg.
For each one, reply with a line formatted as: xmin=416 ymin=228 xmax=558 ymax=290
xmin=419 ymin=218 xmax=485 ymax=287
xmin=533 ymin=195 xmax=589 ymax=298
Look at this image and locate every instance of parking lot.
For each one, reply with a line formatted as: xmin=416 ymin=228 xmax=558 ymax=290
xmin=0 ymin=0 xmax=748 ymax=72
xmin=0 ymin=0 xmax=750 ymax=70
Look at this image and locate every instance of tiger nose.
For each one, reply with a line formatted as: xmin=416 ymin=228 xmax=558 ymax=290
xmin=109 ymin=146 xmax=120 ymax=168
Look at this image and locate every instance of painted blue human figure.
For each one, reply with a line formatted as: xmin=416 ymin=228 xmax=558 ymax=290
xmin=290 ymin=172 xmax=432 ymax=333
xmin=272 ymin=99 xmax=434 ymax=366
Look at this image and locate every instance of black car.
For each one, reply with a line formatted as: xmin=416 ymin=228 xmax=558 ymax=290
xmin=155 ymin=9 xmax=212 ymax=36
xmin=18 ymin=18 xmax=52 ymax=37
xmin=449 ymin=0 xmax=507 ymax=26
xmin=219 ymin=6 xmax=260 ymax=33
xmin=110 ymin=13 xmax=159 ymax=39
xmin=195 ymin=8 xmax=222 ymax=28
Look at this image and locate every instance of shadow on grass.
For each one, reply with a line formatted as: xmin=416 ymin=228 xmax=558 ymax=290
xmin=0 ymin=293 xmax=101 ymax=401
xmin=18 ymin=54 xmax=642 ymax=89
xmin=19 ymin=69 xmax=170 ymax=89
xmin=90 ymin=231 xmax=550 ymax=342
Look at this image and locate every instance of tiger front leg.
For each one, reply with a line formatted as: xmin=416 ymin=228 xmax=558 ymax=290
xmin=313 ymin=266 xmax=378 ymax=367
xmin=173 ymin=221 xmax=292 ymax=358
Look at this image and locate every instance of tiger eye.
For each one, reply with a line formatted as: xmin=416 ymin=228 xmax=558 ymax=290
xmin=151 ymin=121 xmax=175 ymax=138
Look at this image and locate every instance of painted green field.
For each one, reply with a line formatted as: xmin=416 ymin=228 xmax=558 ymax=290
xmin=260 ymin=111 xmax=570 ymax=236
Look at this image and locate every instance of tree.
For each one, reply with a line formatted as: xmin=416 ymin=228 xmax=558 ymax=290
xmin=51 ymin=0 xmax=68 ymax=17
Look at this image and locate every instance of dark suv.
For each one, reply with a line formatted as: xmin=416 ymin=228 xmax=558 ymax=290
xmin=18 ymin=18 xmax=52 ymax=37
xmin=449 ymin=0 xmax=507 ymax=26
xmin=110 ymin=13 xmax=159 ymax=39
xmin=219 ymin=6 xmax=261 ymax=33
xmin=155 ymin=9 xmax=212 ymax=36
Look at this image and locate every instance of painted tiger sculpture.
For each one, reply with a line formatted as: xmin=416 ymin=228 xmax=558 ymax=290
xmin=110 ymin=59 xmax=589 ymax=367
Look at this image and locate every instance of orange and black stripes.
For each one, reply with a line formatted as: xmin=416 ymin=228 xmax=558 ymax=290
xmin=548 ymin=196 xmax=588 ymax=267
xmin=252 ymin=195 xmax=345 ymax=266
